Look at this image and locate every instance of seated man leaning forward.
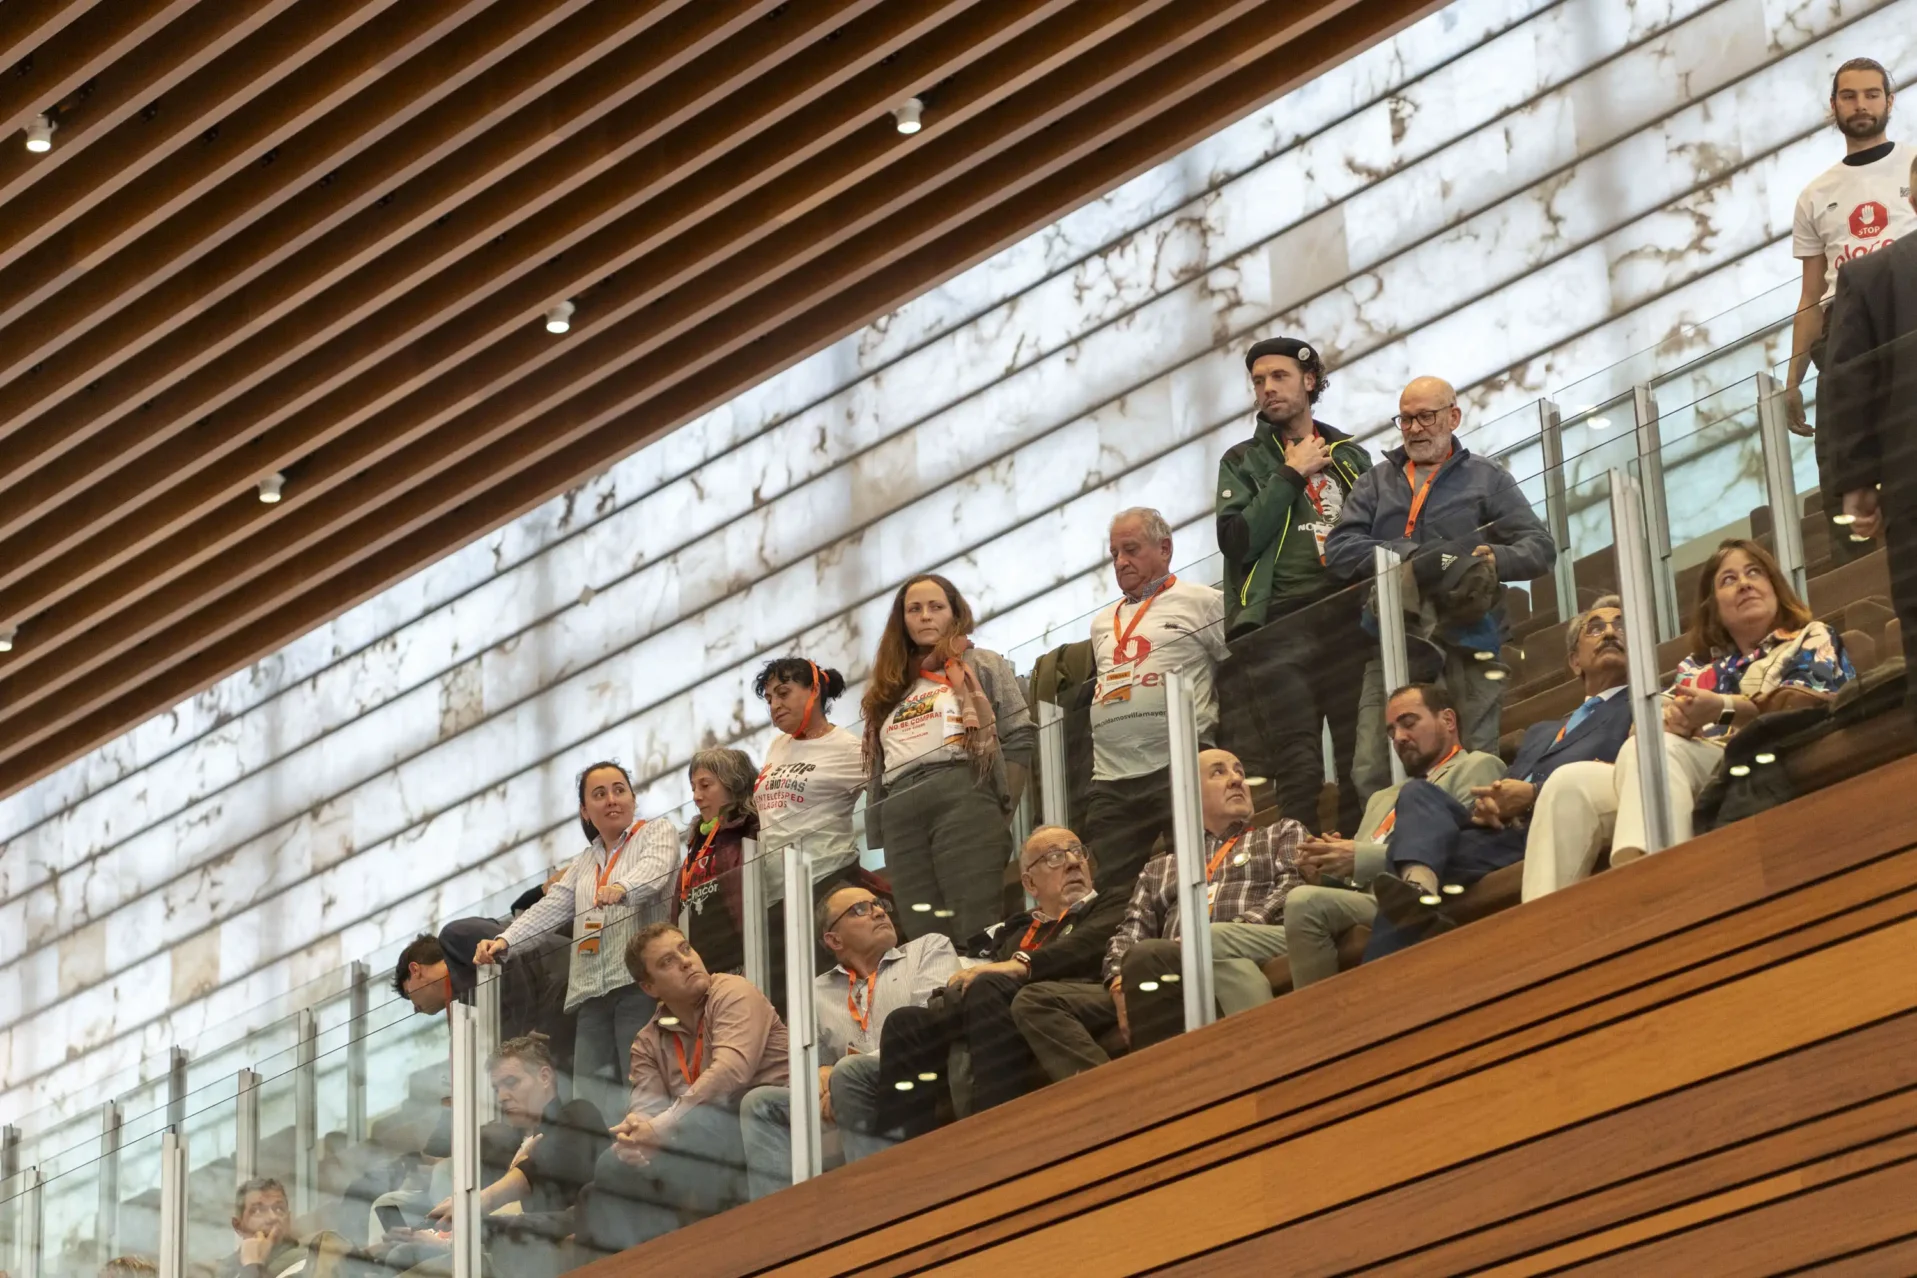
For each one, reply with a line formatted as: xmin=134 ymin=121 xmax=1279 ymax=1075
xmin=216 ymin=1178 xmax=302 ymax=1278
xmin=738 ymin=884 xmax=957 ymax=1199
xmin=879 ymin=825 xmax=1130 ymax=1134
xmin=1009 ymin=748 xmax=1303 ymax=1072
xmin=1282 ymin=682 xmax=1504 ymax=988
xmin=582 ymin=924 xmax=788 ymax=1254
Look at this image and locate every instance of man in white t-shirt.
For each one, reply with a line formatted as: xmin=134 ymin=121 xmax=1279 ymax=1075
xmin=1785 ymin=56 xmax=1917 ymax=568
xmin=1082 ymin=507 xmax=1229 ymax=898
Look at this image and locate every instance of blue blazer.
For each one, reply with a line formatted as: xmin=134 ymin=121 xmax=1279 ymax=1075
xmin=1511 ymin=688 xmax=1634 ymax=785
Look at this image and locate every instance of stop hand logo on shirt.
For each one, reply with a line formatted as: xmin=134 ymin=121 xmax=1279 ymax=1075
xmin=1851 ymin=201 xmax=1890 ymax=239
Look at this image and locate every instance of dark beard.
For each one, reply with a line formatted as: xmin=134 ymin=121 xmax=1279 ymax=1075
xmin=1838 ymin=108 xmax=1886 ymax=140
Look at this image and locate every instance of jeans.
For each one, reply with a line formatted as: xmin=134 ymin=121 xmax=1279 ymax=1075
xmin=583 ymin=1106 xmax=746 ymax=1251
xmin=738 ymin=1054 xmax=890 ymax=1201
xmin=572 ymin=982 xmax=655 ymax=1125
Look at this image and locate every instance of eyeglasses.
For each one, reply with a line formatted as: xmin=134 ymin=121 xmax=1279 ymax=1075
xmin=1580 ymin=616 xmax=1625 ymax=638
xmin=1023 ymin=844 xmax=1090 ymax=872
xmin=825 ymin=898 xmax=887 ymax=931
xmin=1391 ymin=404 xmax=1457 ymax=431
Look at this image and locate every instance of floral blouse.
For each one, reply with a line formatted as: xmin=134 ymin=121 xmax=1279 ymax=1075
xmin=1672 ymin=620 xmax=1855 ymax=744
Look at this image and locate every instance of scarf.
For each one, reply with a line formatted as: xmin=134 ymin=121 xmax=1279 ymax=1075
xmin=864 ymin=636 xmax=1000 ymax=778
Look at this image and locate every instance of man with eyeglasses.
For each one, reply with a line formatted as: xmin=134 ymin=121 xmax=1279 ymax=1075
xmin=1325 ymin=375 xmax=1557 ymax=805
xmin=1299 ymin=602 xmax=1634 ymax=963
xmin=1012 ymin=749 xmax=1304 ymax=1074
xmin=875 ymin=826 xmax=1129 ymax=1132
xmin=1216 ymin=336 xmax=1375 ymax=835
xmin=737 ymin=884 xmax=956 ymax=1197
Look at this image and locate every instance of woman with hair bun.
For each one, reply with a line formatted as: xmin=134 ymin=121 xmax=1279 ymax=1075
xmin=752 ymin=656 xmax=865 ymax=887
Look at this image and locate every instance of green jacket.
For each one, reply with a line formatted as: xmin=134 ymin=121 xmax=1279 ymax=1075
xmin=1216 ymin=418 xmax=1372 ymax=633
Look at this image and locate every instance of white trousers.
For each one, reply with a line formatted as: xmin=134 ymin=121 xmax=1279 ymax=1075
xmin=1520 ymin=731 xmax=1724 ymax=901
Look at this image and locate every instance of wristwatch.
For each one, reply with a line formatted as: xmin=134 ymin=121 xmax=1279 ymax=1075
xmin=1716 ymin=701 xmax=1737 ymax=728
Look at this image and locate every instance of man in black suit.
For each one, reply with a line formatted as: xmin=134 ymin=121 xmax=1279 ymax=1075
xmin=1369 ymin=597 xmax=1634 ymax=929
xmin=1824 ymin=154 xmax=1917 ymax=719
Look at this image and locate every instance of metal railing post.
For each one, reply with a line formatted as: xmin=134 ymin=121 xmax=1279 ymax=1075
xmin=157 ymin=1132 xmax=187 ymax=1278
xmin=448 ymin=1002 xmax=482 ymax=1278
xmin=782 ymin=841 xmax=822 ymax=1186
xmin=167 ymin=1048 xmax=188 ymax=1133
xmin=473 ymin=965 xmax=501 ymax=1121
xmin=1036 ymin=700 xmax=1070 ymax=829
xmin=16 ymin=1167 xmax=41 ymax=1278
xmin=98 ymin=1102 xmax=122 ymax=1260
xmin=1755 ymin=372 xmax=1809 ymax=599
xmin=741 ymin=837 xmax=770 ymax=997
xmin=1165 ymin=669 xmax=1215 ymax=1033
xmin=1538 ymin=399 xmax=1580 ymax=621
xmin=1631 ymin=385 xmax=1680 ymax=641
xmin=234 ymin=1070 xmax=261 ymax=1187
xmin=1610 ymin=469 xmax=1676 ymax=855
xmin=347 ymin=961 xmax=370 ymax=1143
xmin=294 ymin=1010 xmax=318 ymax=1215
xmin=1373 ymin=547 xmax=1409 ymax=785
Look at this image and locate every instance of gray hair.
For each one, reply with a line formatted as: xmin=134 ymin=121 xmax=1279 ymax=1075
xmin=687 ymin=747 xmax=758 ymax=825
xmin=1110 ymin=507 xmax=1172 ymax=545
xmin=1566 ymin=594 xmax=1623 ymax=660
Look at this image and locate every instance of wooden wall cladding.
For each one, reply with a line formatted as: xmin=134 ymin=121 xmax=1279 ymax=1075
xmin=585 ymin=753 xmax=1917 ymax=1276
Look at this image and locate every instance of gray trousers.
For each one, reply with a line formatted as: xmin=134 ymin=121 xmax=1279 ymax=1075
xmin=1281 ymin=885 xmax=1377 ymax=989
xmin=877 ymin=763 xmax=1014 ymax=940
xmin=1012 ymin=980 xmax=1122 ymax=1081
xmin=737 ymin=1053 xmax=889 ymax=1201
xmin=1120 ymin=923 xmax=1290 ymax=1048
xmin=584 ymin=1106 xmax=745 ymax=1251
xmin=1353 ymin=649 xmax=1504 ymax=803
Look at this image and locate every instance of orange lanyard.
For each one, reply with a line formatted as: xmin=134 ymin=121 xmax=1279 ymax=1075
xmin=846 ymin=969 xmax=879 ymax=1034
xmin=596 ymin=819 xmax=645 ymax=894
xmin=678 ymin=821 xmax=723 ymax=902
xmin=1373 ymin=744 xmax=1463 ymax=838
xmin=757 ymin=662 xmax=828 ymax=796
xmin=1402 ymin=460 xmax=1441 ymax=536
xmin=1019 ymin=911 xmax=1071 ymax=951
xmin=1205 ymin=835 xmax=1240 ymax=883
xmin=671 ymin=1019 xmax=705 ymax=1087
xmin=1112 ymin=575 xmax=1176 ymax=661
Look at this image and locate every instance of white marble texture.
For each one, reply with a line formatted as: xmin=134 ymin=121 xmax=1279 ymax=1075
xmin=4 ymin=0 xmax=1914 ymax=1134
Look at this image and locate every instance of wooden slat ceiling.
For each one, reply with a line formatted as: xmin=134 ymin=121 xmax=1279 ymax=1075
xmin=0 ymin=0 xmax=1433 ymax=796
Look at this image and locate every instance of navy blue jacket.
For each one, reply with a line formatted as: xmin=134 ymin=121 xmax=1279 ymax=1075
xmin=1511 ymin=686 xmax=1634 ymax=785
xmin=1324 ymin=442 xmax=1557 ymax=585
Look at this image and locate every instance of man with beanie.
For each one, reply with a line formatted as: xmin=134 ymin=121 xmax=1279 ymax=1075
xmin=1216 ymin=336 xmax=1375 ymax=834
xmin=1324 ymin=376 xmax=1556 ymax=804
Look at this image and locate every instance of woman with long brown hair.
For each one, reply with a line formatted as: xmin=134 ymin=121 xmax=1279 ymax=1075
xmin=861 ymin=573 xmax=1033 ymax=939
xmin=1607 ymin=538 xmax=1853 ymax=862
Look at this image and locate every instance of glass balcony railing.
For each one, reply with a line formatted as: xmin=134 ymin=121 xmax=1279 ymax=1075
xmin=4 ymin=283 xmax=1909 ymax=1275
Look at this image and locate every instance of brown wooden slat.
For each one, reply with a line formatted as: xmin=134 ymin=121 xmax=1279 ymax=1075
xmin=0 ymin=0 xmax=298 ymax=210
xmin=0 ymin=0 xmax=102 ymax=75
xmin=0 ymin=0 xmax=1342 ymax=755
xmin=1796 ymin=1234 xmax=1917 ymax=1278
xmin=0 ymin=0 xmax=409 ymax=285
xmin=0 ymin=0 xmax=915 ymax=558
xmin=1159 ymin=1040 xmax=1917 ymax=1276
xmin=0 ymin=0 xmax=196 ymax=137
xmin=1558 ymin=1154 xmax=1917 ymax=1276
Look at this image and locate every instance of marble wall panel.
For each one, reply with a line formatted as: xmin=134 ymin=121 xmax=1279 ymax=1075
xmin=5 ymin=0 xmax=1914 ymax=1127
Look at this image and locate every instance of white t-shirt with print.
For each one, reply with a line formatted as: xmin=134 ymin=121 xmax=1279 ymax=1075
xmin=756 ymin=726 xmax=864 ymax=898
xmin=1088 ymin=578 xmax=1230 ymax=781
xmin=1792 ymin=143 xmax=1917 ymax=301
xmin=880 ymin=675 xmax=967 ymax=781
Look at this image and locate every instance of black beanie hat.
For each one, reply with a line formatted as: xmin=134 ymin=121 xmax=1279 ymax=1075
xmin=1244 ymin=336 xmax=1317 ymax=371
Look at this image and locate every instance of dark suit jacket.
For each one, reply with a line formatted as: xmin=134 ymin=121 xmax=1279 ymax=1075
xmin=1512 ymin=687 xmax=1634 ymax=785
xmin=1823 ymin=232 xmax=1917 ymax=500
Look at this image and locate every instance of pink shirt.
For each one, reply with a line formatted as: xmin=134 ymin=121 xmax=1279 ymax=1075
xmin=626 ymin=973 xmax=789 ymax=1134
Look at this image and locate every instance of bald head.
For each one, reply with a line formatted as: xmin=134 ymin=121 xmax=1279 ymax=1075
xmin=1397 ymin=376 xmax=1461 ymax=464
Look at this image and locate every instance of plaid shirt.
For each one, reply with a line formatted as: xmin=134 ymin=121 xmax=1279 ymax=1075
xmin=1103 ymin=819 xmax=1306 ymax=983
